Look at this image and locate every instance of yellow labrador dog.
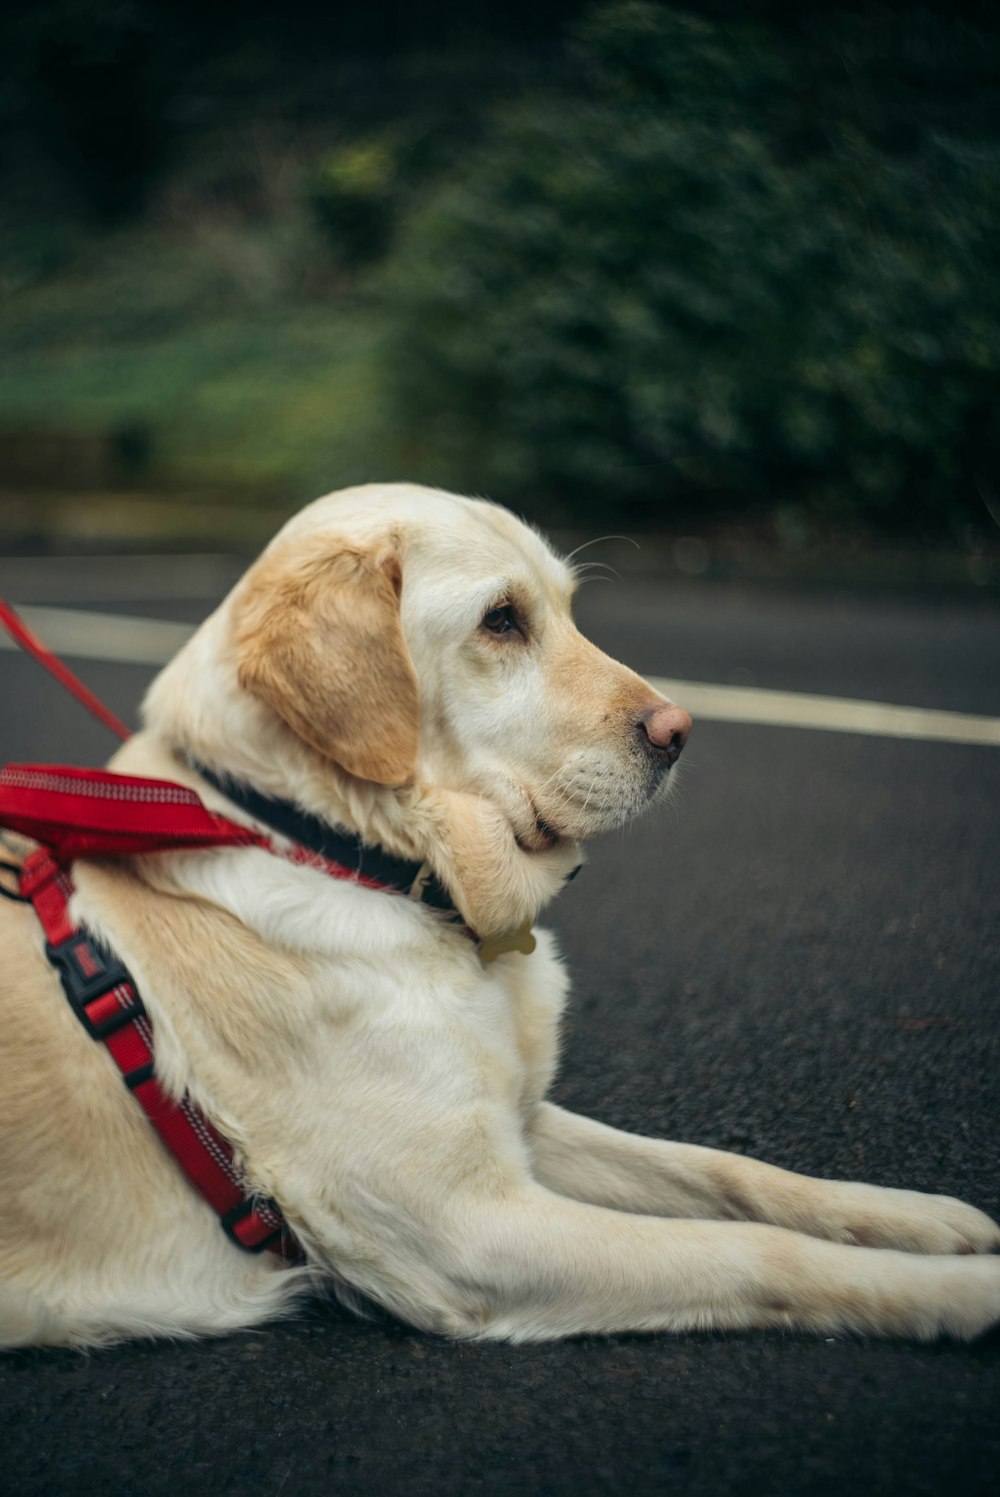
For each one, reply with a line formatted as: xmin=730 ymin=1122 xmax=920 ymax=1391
xmin=2 ymin=483 xmax=998 ymax=1348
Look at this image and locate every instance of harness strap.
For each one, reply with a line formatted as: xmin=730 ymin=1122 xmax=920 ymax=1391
xmin=0 ymin=764 xmax=271 ymax=864
xmin=20 ymin=848 xmax=301 ymax=1261
xmin=1 ymin=760 xmax=478 ymax=1265
xmin=0 ymin=763 xmax=446 ymax=897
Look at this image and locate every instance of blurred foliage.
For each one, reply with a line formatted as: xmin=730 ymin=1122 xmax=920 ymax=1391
xmin=0 ymin=5 xmax=566 ymax=504
xmin=1 ymin=1 xmax=998 ymax=540
xmin=383 ymin=3 xmax=1000 ymax=533
xmin=0 ymin=233 xmax=391 ymax=498
xmin=310 ymin=136 xmax=400 ymax=266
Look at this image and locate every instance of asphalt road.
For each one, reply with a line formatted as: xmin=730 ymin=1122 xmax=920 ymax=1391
xmin=1 ymin=562 xmax=998 ymax=1497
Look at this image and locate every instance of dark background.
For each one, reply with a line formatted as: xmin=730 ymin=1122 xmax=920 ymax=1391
xmin=1 ymin=1 xmax=999 ymax=573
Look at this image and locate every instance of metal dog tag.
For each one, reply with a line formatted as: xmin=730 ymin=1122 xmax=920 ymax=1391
xmin=479 ymin=922 xmax=537 ymax=965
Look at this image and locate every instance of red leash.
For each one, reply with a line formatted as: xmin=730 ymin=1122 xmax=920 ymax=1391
xmin=0 ymin=597 xmax=132 ymax=741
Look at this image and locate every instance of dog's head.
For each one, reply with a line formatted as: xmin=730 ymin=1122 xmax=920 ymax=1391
xmin=144 ymin=484 xmax=691 ymax=931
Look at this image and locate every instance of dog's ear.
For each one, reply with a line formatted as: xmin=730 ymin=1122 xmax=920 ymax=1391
xmin=234 ymin=533 xmax=419 ymax=785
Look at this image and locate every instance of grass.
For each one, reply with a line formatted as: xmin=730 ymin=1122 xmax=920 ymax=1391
xmin=0 ymin=226 xmax=399 ymax=505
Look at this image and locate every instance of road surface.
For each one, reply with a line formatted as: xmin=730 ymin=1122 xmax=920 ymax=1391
xmin=0 ymin=557 xmax=998 ymax=1497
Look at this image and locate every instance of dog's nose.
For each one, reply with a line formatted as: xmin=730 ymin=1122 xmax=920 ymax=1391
xmin=638 ymin=703 xmax=692 ymax=767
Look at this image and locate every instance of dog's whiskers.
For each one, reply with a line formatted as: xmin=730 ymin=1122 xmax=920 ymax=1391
xmin=565 ymin=535 xmax=641 ymax=566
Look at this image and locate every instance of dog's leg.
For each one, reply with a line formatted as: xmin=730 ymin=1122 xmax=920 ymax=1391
xmin=429 ymin=1182 xmax=1000 ymax=1342
xmin=415 ymin=786 xmax=582 ymax=937
xmin=529 ymin=1103 xmax=1000 ymax=1255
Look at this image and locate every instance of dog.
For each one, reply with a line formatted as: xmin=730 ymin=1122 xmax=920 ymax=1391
xmin=1 ymin=482 xmax=998 ymax=1348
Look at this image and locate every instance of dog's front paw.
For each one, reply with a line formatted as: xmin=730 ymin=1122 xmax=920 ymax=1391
xmin=419 ymin=786 xmax=582 ymax=937
xmin=904 ymin=1254 xmax=1000 ymax=1341
xmin=824 ymin=1182 xmax=1000 ymax=1256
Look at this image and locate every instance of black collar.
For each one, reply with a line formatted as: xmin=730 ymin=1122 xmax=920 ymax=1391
xmin=189 ymin=759 xmax=459 ymax=916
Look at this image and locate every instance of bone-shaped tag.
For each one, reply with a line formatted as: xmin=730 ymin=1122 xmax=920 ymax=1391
xmin=479 ymin=922 xmax=537 ymax=965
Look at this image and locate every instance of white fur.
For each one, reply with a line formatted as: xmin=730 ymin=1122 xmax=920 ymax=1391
xmin=2 ymin=483 xmax=997 ymax=1348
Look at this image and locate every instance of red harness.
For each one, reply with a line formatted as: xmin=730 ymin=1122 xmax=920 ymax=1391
xmin=0 ymin=761 xmax=409 ymax=1264
xmin=0 ymin=598 xmax=463 ymax=1269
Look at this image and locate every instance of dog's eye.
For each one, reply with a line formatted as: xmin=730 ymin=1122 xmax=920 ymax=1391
xmin=482 ymin=604 xmax=518 ymax=636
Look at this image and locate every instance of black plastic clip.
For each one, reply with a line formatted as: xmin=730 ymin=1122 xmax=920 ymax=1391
xmin=45 ymin=934 xmax=145 ymax=1039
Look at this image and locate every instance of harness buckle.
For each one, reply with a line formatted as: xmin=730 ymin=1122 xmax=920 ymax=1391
xmin=220 ymin=1197 xmax=285 ymax=1254
xmin=45 ymin=934 xmax=146 ymax=1038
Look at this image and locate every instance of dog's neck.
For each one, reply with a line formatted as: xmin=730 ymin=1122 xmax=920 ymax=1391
xmin=187 ymin=756 xmax=458 ymax=916
xmin=111 ymin=727 xmax=581 ymax=941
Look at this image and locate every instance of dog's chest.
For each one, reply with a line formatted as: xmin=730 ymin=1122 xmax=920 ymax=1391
xmin=478 ymin=934 xmax=568 ymax=1112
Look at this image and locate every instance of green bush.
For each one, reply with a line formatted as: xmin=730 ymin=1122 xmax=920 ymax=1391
xmin=309 ymin=135 xmax=401 ymax=268
xmin=383 ymin=3 xmax=1000 ymax=532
